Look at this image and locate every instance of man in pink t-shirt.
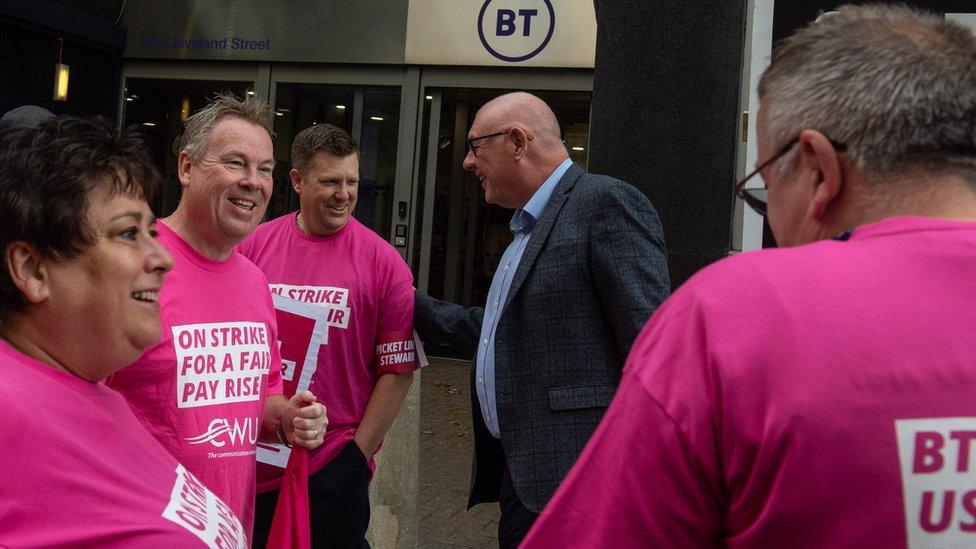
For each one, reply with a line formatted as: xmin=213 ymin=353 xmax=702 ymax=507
xmin=108 ymin=93 xmax=328 ymax=541
xmin=240 ymin=123 xmax=418 ymax=548
xmin=524 ymin=6 xmax=976 ymax=548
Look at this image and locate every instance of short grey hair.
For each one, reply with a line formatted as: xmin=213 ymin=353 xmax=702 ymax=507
xmin=758 ymin=4 xmax=976 ymax=184
xmin=180 ymin=92 xmax=274 ymax=161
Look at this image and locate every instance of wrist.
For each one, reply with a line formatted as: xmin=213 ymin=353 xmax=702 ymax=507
xmin=276 ymin=417 xmax=291 ymax=448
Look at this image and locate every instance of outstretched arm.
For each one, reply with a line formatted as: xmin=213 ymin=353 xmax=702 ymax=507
xmin=413 ymin=290 xmax=485 ymax=357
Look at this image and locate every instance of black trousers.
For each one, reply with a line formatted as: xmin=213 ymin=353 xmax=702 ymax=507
xmin=497 ymin=460 xmax=541 ymax=549
xmin=253 ymin=442 xmax=371 ymax=549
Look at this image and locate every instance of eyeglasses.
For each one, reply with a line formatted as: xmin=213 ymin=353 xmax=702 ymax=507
xmin=466 ymin=129 xmax=510 ymax=157
xmin=734 ymin=137 xmax=847 ymax=216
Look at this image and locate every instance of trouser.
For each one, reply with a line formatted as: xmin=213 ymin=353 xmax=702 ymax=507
xmin=253 ymin=441 xmax=371 ymax=549
xmin=497 ymin=461 xmax=541 ymax=549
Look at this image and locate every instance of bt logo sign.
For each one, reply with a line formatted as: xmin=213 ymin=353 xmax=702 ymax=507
xmin=478 ymin=0 xmax=555 ymax=62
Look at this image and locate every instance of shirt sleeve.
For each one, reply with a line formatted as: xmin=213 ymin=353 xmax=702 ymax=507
xmin=373 ymin=255 xmax=419 ymax=375
xmin=522 ymin=297 xmax=724 ymax=548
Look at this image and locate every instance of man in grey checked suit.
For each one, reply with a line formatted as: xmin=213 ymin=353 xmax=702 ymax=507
xmin=414 ymin=92 xmax=671 ymax=547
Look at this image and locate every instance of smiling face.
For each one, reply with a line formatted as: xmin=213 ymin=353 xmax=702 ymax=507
xmin=292 ymin=151 xmax=359 ymax=237
xmin=177 ymin=116 xmax=274 ymax=255
xmin=462 ymin=110 xmax=523 ymax=209
xmin=44 ymin=184 xmax=174 ymax=380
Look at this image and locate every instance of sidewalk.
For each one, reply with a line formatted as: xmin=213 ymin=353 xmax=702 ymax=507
xmin=419 ymin=357 xmax=500 ymax=548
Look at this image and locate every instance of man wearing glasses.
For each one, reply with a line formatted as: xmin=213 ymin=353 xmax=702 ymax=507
xmin=414 ymin=92 xmax=670 ymax=547
xmin=523 ymin=5 xmax=976 ymax=548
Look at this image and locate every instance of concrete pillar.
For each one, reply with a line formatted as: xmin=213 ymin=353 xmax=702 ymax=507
xmin=366 ymin=370 xmax=421 ymax=548
xmin=589 ymin=1 xmax=749 ymax=286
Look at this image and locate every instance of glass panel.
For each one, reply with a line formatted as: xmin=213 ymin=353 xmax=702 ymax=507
xmin=122 ymin=78 xmax=250 ymax=217
xmin=358 ymin=91 xmax=400 ymax=240
xmin=410 ymin=95 xmax=433 ymax=277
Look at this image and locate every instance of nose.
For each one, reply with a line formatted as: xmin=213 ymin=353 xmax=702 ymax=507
xmin=146 ymin=237 xmax=175 ymax=275
xmin=462 ymin=150 xmax=476 ymax=171
xmin=334 ymin=182 xmax=350 ymax=201
xmin=239 ymin=166 xmax=263 ymax=190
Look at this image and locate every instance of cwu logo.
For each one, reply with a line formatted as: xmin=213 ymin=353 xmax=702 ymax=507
xmin=185 ymin=417 xmax=259 ymax=448
xmin=478 ymin=0 xmax=555 ymax=62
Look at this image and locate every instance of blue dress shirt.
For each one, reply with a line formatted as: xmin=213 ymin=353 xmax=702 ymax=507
xmin=475 ymin=157 xmax=573 ymax=438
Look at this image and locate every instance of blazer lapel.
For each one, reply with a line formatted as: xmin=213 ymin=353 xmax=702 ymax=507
xmin=503 ymin=163 xmax=583 ymax=311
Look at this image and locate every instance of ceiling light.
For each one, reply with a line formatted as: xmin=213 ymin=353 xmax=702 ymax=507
xmin=142 ymin=122 xmax=156 ymax=127
xmin=370 ymin=116 xmax=384 ymax=121
xmin=180 ymin=97 xmax=190 ymax=123
xmin=246 ymin=90 xmax=255 ymax=96
xmin=572 ymin=146 xmax=585 ymax=151
xmin=425 ymin=95 xmax=433 ymax=100
xmin=53 ymin=38 xmax=68 ymax=102
xmin=275 ymin=112 xmax=284 ymax=116
xmin=336 ymin=105 xmax=346 ymax=110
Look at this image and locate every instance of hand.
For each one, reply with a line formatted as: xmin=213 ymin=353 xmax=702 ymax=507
xmin=282 ymin=390 xmax=327 ymax=450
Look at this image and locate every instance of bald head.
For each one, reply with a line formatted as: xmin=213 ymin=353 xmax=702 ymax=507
xmin=463 ymin=92 xmax=571 ymax=209
xmin=477 ymin=92 xmax=565 ymax=153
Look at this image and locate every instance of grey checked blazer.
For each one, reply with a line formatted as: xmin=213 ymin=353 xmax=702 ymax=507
xmin=414 ymin=163 xmax=670 ymax=512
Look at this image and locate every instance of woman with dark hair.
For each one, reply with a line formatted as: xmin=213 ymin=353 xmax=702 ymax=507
xmin=0 ymin=117 xmax=249 ymax=547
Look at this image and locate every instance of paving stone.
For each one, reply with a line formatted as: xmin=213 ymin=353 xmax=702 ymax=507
xmin=420 ymin=358 xmax=501 ymax=548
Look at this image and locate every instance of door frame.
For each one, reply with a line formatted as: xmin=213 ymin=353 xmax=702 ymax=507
xmin=120 ymin=61 xmax=269 ymax=123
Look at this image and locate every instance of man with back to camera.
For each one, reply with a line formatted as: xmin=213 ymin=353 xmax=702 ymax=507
xmin=523 ymin=5 xmax=976 ymax=547
xmin=107 ymin=93 xmax=328 ymax=541
xmin=413 ymin=91 xmax=671 ymax=547
xmin=240 ymin=123 xmax=418 ymax=548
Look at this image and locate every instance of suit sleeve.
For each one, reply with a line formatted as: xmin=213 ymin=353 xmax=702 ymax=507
xmin=589 ymin=182 xmax=671 ymax=358
xmin=413 ymin=290 xmax=484 ymax=357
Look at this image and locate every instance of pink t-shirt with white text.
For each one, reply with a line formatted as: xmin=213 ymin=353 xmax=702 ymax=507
xmin=107 ymin=222 xmax=283 ymax=538
xmin=240 ymin=213 xmax=418 ymax=492
xmin=0 ymin=340 xmax=248 ymax=548
xmin=524 ymin=216 xmax=976 ymax=549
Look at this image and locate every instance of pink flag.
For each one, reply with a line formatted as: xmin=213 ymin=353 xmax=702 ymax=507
xmin=266 ymin=445 xmax=311 ymax=549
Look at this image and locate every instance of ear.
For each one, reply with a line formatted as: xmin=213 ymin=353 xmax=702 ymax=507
xmin=4 ymin=242 xmax=50 ymax=305
xmin=177 ymin=150 xmax=193 ymax=189
xmin=510 ymin=128 xmax=533 ymax=161
xmin=289 ymin=168 xmax=304 ymax=195
xmin=796 ymin=129 xmax=844 ymax=221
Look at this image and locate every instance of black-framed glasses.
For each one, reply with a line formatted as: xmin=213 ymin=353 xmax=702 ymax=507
xmin=466 ymin=129 xmax=510 ymax=157
xmin=734 ymin=137 xmax=847 ymax=216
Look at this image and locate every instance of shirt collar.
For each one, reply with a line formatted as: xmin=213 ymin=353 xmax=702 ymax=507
xmin=510 ymin=158 xmax=573 ymax=235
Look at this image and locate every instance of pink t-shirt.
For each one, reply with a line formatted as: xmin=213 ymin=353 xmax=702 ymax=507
xmin=0 ymin=340 xmax=249 ymax=548
xmin=240 ymin=213 xmax=418 ymax=492
xmin=524 ymin=216 xmax=976 ymax=549
xmin=107 ymin=222 xmax=283 ymax=539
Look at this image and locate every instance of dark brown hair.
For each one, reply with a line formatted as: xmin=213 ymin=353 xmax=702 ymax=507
xmin=290 ymin=123 xmax=358 ymax=174
xmin=0 ymin=116 xmax=161 ymax=323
